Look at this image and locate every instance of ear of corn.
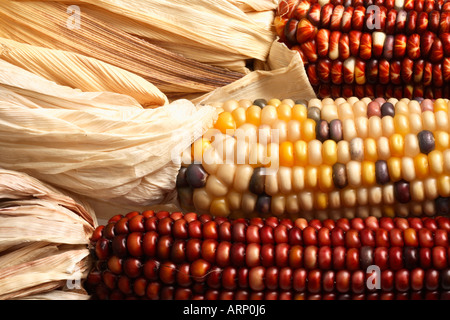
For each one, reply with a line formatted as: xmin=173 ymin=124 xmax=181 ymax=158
xmin=85 ymin=210 xmax=450 ymax=300
xmin=177 ymin=97 xmax=450 ymax=220
xmin=274 ymin=0 xmax=450 ymax=99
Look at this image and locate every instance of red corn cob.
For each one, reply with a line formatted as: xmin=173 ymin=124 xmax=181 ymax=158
xmin=274 ymin=1 xmax=449 ymax=98
xmin=85 ymin=211 xmax=450 ymax=300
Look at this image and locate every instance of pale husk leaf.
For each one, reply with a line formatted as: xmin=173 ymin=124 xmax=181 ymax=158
xmin=0 ymin=60 xmax=218 ymax=208
xmin=0 ymin=37 xmax=167 ymax=107
xmin=0 ymin=1 xmax=243 ymax=97
xmin=16 ymin=0 xmax=275 ymax=73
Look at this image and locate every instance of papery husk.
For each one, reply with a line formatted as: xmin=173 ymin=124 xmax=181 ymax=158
xmin=0 ymin=169 xmax=95 ymax=300
xmin=0 ymin=0 xmax=243 ymax=100
xmin=194 ymin=39 xmax=317 ymax=105
xmin=14 ymin=0 xmax=276 ymax=74
xmin=0 ymin=37 xmax=167 ymax=108
xmin=0 ymin=59 xmax=219 ymax=211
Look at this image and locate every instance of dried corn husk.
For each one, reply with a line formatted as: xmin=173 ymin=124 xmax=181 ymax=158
xmin=0 ymin=59 xmax=218 ymax=212
xmin=0 ymin=169 xmax=95 ymax=300
xmin=0 ymin=37 xmax=167 ymax=108
xmin=13 ymin=0 xmax=276 ymax=73
xmin=195 ymin=40 xmax=317 ymax=104
xmin=0 ymin=0 xmax=243 ymax=100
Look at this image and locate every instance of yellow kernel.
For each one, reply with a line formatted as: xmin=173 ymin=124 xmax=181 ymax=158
xmin=301 ymin=118 xmax=316 ymax=141
xmin=209 ymin=197 xmax=230 ymax=217
xmin=434 ymin=131 xmax=450 ymax=151
xmin=364 ymin=138 xmax=378 ymax=161
xmin=191 ymin=138 xmax=211 ymax=163
xmin=389 ymin=133 xmax=404 ymax=157
xmin=246 ymin=105 xmax=262 ymax=126
xmin=231 ymin=107 xmax=246 ymax=128
xmin=383 ymin=205 xmax=396 ymax=218
xmin=318 ymin=164 xmax=334 ymax=192
xmin=362 ymin=161 xmax=376 ymax=186
xmin=277 ymin=103 xmax=292 ymax=121
xmin=394 ymin=114 xmax=410 ymax=136
xmin=387 ymin=157 xmax=402 ymax=182
xmin=215 ymin=111 xmax=236 ymax=134
xmin=292 ymin=104 xmax=307 ymax=122
xmin=267 ymin=98 xmax=282 ymax=107
xmin=322 ymin=140 xmax=338 ymax=165
xmin=294 ymin=140 xmax=308 ymax=166
xmin=280 ymin=141 xmax=294 ymax=167
xmin=428 ymin=150 xmax=444 ymax=176
xmin=314 ymin=192 xmax=329 ymax=210
xmin=414 ymin=153 xmax=430 ymax=179
xmin=437 ymin=175 xmax=450 ymax=197
xmin=434 ymin=98 xmax=448 ymax=113
xmin=305 ymin=166 xmax=318 ymax=190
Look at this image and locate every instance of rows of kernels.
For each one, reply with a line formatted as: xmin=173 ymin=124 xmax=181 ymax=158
xmin=178 ymin=98 xmax=450 ymax=220
xmin=86 ymin=211 xmax=450 ymax=300
xmin=275 ymin=0 xmax=449 ymax=98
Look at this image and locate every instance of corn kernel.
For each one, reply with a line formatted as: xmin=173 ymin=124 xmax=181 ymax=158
xmin=314 ymin=192 xmax=329 ymax=210
xmin=318 ymin=164 xmax=334 ymax=192
xmin=414 ymin=153 xmax=429 ymax=179
xmin=305 ymin=166 xmax=318 ymax=190
xmin=215 ymin=111 xmax=236 ymax=134
xmin=394 ymin=114 xmax=410 ymax=136
xmin=362 ymin=161 xmax=376 ymax=186
xmin=292 ymin=104 xmax=307 ymax=122
xmin=434 ymin=131 xmax=450 ymax=150
xmin=280 ymin=141 xmax=294 ymax=167
xmin=389 ymin=133 xmax=404 ymax=157
xmin=246 ymin=105 xmax=262 ymax=126
xmin=277 ymin=103 xmax=292 ymax=121
xmin=261 ymin=105 xmax=278 ymax=126
xmin=428 ymin=150 xmax=444 ymax=176
xmin=387 ymin=157 xmax=402 ymax=182
xmin=322 ymin=140 xmax=338 ymax=165
xmin=294 ymin=140 xmax=308 ymax=166
xmin=364 ymin=138 xmax=378 ymax=161
xmin=301 ymin=118 xmax=316 ymax=141
xmin=231 ymin=107 xmax=246 ymax=127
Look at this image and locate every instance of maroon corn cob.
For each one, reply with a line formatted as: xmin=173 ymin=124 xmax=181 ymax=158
xmin=274 ymin=0 xmax=450 ymax=99
xmin=85 ymin=210 xmax=450 ymax=300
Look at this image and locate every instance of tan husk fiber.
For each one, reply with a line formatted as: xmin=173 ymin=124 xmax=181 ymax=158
xmin=0 ymin=169 xmax=95 ymax=300
xmin=14 ymin=0 xmax=277 ymax=74
xmin=0 ymin=37 xmax=168 ymax=108
xmin=194 ymin=40 xmax=317 ymax=105
xmin=0 ymin=0 xmax=243 ymax=100
xmin=0 ymin=59 xmax=219 ymax=209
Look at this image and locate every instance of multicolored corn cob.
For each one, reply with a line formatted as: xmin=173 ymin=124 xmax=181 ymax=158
xmin=177 ymin=97 xmax=450 ymax=220
xmin=85 ymin=210 xmax=450 ymax=300
xmin=274 ymin=0 xmax=450 ymax=98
